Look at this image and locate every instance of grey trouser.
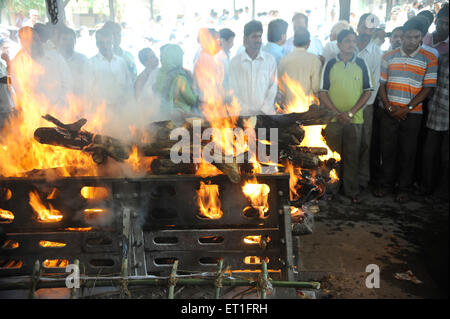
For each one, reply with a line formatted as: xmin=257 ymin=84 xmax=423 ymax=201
xmin=323 ymin=122 xmax=363 ymax=197
xmin=358 ymin=104 xmax=373 ymax=188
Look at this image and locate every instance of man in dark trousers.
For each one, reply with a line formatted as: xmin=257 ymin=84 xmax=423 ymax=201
xmin=319 ymin=29 xmax=373 ymax=204
xmin=375 ymin=17 xmax=438 ymax=203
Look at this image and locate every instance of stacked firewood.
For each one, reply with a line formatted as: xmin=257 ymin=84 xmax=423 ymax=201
xmin=33 ymin=105 xmax=336 ymax=183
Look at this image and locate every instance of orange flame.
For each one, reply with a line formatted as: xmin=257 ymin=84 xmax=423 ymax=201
xmin=43 ymin=259 xmax=69 ymax=268
xmin=80 ymin=186 xmax=109 ymax=200
xmin=0 ymin=209 xmax=14 ymax=222
xmin=29 ymin=190 xmax=63 ymax=222
xmin=65 ymin=227 xmax=92 ymax=232
xmin=277 ymin=73 xmax=341 ymax=163
xmin=0 ymin=41 xmax=106 ymax=178
xmin=242 ymin=178 xmax=270 ymax=218
xmin=197 ymin=181 xmax=223 ymax=219
xmin=286 ymin=161 xmax=301 ymax=201
xmin=243 ymin=235 xmax=271 ymax=245
xmin=39 ymin=240 xmax=66 ymax=248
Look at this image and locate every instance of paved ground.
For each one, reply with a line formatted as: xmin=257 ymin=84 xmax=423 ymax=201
xmin=298 ymin=190 xmax=449 ymax=299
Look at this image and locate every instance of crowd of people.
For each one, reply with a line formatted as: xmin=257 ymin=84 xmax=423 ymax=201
xmin=0 ymin=2 xmax=448 ymax=204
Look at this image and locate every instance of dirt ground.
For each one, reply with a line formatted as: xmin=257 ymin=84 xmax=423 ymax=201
xmin=297 ymin=189 xmax=449 ymax=299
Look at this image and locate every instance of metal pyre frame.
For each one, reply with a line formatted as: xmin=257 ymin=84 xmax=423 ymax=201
xmin=0 ymin=174 xmax=319 ymax=298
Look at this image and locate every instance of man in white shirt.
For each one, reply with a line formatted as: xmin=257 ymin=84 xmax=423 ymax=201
xmin=11 ymin=27 xmax=72 ymax=108
xmin=355 ymin=13 xmax=382 ymax=190
xmin=88 ymin=28 xmax=133 ymax=113
xmin=283 ymin=13 xmax=323 ymax=58
xmin=56 ymin=26 xmax=90 ymax=99
xmin=322 ymin=20 xmax=351 ymax=62
xmin=262 ymin=19 xmax=288 ymax=64
xmin=229 ymin=20 xmax=278 ymax=116
xmin=193 ymin=28 xmax=224 ymax=105
xmin=102 ymin=21 xmax=137 ymax=82
xmin=215 ymin=28 xmax=235 ymax=91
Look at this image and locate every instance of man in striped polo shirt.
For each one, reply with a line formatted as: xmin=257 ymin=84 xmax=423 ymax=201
xmin=319 ymin=29 xmax=373 ymax=204
xmin=375 ymin=17 xmax=438 ymax=203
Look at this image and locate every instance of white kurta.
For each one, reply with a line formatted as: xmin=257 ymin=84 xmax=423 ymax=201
xmin=88 ymin=53 xmax=134 ymax=111
xmin=229 ymin=50 xmax=278 ymax=116
xmin=11 ymin=49 xmax=73 ymax=108
xmin=65 ymin=51 xmax=90 ymax=98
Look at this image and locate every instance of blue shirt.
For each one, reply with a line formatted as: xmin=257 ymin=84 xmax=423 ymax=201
xmin=262 ymin=42 xmax=284 ymax=65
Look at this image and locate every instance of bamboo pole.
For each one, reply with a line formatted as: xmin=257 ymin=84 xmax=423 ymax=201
xmin=28 ymin=260 xmax=40 ymax=299
xmin=260 ymin=260 xmax=268 ymax=299
xmin=214 ymin=260 xmax=224 ymax=299
xmin=70 ymin=259 xmax=79 ymax=299
xmin=0 ymin=276 xmax=320 ymax=291
xmin=168 ymin=260 xmax=178 ymax=299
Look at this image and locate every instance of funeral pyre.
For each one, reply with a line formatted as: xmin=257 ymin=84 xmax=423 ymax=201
xmin=0 ymin=32 xmax=340 ymax=281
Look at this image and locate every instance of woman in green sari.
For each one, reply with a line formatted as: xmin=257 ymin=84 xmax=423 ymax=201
xmin=154 ymin=44 xmax=198 ymax=121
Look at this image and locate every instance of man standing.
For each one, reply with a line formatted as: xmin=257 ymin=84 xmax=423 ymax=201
xmin=283 ymin=13 xmax=323 ymax=58
xmin=387 ymin=27 xmax=403 ymax=52
xmin=215 ymin=28 xmax=235 ymax=91
xmin=229 ymin=20 xmax=277 ymax=116
xmin=355 ymin=13 xmax=383 ymax=191
xmin=420 ymin=53 xmax=449 ymax=201
xmin=319 ymin=30 xmax=373 ymax=203
xmin=88 ymin=28 xmax=133 ymax=112
xmin=11 ymin=27 xmax=72 ymax=108
xmin=102 ymin=21 xmax=137 ymax=82
xmin=262 ymin=19 xmax=288 ymax=64
xmin=278 ymin=27 xmax=322 ymax=106
xmin=56 ymin=26 xmax=90 ymax=99
xmin=375 ymin=17 xmax=438 ymax=203
xmin=422 ymin=3 xmax=449 ymax=55
xmin=193 ymin=28 xmax=223 ymax=105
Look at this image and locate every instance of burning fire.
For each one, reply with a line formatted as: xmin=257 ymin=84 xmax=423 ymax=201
xmin=0 ymin=209 xmax=14 ymax=222
xmin=43 ymin=259 xmax=69 ymax=268
xmin=29 ymin=190 xmax=63 ymax=222
xmin=0 ymin=29 xmax=107 ymax=178
xmin=243 ymin=235 xmax=271 ymax=245
xmin=242 ymin=179 xmax=270 ymax=218
xmin=39 ymin=240 xmax=66 ymax=247
xmin=65 ymin=227 xmax=92 ymax=232
xmin=80 ymin=186 xmax=109 ymax=200
xmin=277 ymin=74 xmax=341 ymax=163
xmin=197 ymin=181 xmax=223 ymax=219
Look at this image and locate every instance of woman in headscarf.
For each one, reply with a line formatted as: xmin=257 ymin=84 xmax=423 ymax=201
xmin=154 ymin=44 xmax=198 ymax=121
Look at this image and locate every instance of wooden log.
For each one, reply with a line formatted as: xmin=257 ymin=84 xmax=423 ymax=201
xmin=150 ymin=158 xmax=196 ymax=175
xmin=293 ymin=146 xmax=328 ymax=156
xmin=280 ymin=150 xmax=320 ymax=169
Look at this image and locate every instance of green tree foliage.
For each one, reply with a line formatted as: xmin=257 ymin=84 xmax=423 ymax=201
xmin=6 ymin=0 xmax=46 ymax=14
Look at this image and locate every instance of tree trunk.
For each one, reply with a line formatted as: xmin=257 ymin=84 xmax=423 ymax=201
xmin=339 ymin=0 xmax=351 ymax=22
xmin=252 ymin=0 xmax=255 ymax=20
xmin=109 ymin=0 xmax=115 ymax=22
xmin=150 ymin=0 xmax=154 ymax=20
xmin=385 ymin=0 xmax=393 ymax=22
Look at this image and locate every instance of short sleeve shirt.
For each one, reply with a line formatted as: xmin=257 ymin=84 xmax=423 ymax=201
xmin=380 ymin=46 xmax=438 ymax=113
xmin=320 ymin=54 xmax=374 ymax=124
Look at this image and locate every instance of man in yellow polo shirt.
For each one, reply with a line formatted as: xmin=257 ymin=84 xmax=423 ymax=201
xmin=319 ymin=29 xmax=373 ymax=204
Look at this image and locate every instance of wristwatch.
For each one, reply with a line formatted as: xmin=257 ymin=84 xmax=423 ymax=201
xmin=407 ymin=105 xmax=414 ymax=111
xmin=348 ymin=112 xmax=354 ymax=118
